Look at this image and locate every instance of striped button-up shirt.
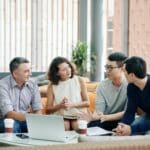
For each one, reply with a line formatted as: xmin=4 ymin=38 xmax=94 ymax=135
xmin=0 ymin=75 xmax=42 ymax=118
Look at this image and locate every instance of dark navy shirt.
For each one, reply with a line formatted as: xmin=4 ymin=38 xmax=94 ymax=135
xmin=121 ymin=75 xmax=150 ymax=132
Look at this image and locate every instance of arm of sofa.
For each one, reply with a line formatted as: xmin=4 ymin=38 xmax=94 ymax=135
xmin=39 ymin=85 xmax=48 ymax=97
xmin=86 ymin=82 xmax=98 ymax=112
xmin=39 ymin=85 xmax=48 ymax=114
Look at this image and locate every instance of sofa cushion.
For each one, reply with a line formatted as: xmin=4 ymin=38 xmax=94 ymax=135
xmin=86 ymin=82 xmax=98 ymax=92
xmin=87 ymin=91 xmax=96 ymax=112
xmin=41 ymin=97 xmax=48 ymax=114
xmin=39 ymin=85 xmax=48 ymax=97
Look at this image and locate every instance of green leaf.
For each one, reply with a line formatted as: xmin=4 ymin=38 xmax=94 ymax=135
xmin=71 ymin=41 xmax=88 ymax=75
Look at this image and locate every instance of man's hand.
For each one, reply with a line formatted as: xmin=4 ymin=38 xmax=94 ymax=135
xmin=92 ymin=111 xmax=103 ymax=120
xmin=113 ymin=123 xmax=131 ymax=136
xmin=78 ymin=111 xmax=93 ymax=122
xmin=6 ymin=111 xmax=26 ymax=121
xmin=99 ymin=114 xmax=109 ymax=122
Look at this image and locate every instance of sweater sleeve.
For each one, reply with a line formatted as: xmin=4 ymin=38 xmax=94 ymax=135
xmin=95 ymin=84 xmax=106 ymax=113
xmin=121 ymin=84 xmax=137 ymax=124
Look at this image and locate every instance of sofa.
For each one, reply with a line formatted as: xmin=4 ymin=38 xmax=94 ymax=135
xmin=1 ymin=136 xmax=150 ymax=150
xmin=39 ymin=81 xmax=98 ymax=114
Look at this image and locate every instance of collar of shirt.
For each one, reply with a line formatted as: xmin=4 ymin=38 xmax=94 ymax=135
xmin=10 ymin=75 xmax=29 ymax=88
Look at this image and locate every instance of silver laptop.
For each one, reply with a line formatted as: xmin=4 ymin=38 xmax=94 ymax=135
xmin=26 ymin=114 xmax=78 ymax=142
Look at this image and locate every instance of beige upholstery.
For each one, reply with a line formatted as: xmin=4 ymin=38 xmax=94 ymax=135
xmin=1 ymin=137 xmax=150 ymax=150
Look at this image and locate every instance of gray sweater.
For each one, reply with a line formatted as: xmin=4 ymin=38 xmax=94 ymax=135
xmin=95 ymin=78 xmax=128 ymax=114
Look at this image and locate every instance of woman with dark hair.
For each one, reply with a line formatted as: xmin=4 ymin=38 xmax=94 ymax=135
xmin=46 ymin=57 xmax=89 ymax=130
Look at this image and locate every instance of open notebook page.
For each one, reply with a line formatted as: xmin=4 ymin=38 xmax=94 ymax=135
xmin=87 ymin=127 xmax=113 ymax=136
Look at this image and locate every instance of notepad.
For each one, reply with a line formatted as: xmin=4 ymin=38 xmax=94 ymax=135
xmin=87 ymin=127 xmax=113 ymax=136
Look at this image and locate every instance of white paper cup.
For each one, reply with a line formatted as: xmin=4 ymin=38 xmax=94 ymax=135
xmin=77 ymin=120 xmax=87 ymax=135
xmin=4 ymin=118 xmax=14 ymax=133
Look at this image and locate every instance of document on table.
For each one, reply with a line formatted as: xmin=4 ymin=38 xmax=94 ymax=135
xmin=87 ymin=127 xmax=113 ymax=136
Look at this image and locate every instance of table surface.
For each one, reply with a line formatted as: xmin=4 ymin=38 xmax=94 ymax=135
xmin=0 ymin=133 xmax=78 ymax=147
xmin=1 ymin=132 xmax=150 ymax=147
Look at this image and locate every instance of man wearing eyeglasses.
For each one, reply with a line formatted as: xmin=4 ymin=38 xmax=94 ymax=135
xmin=79 ymin=52 xmax=128 ymax=131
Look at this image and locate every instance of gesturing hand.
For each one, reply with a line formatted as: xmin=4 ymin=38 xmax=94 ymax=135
xmin=78 ymin=111 xmax=93 ymax=122
xmin=60 ymin=97 xmax=72 ymax=110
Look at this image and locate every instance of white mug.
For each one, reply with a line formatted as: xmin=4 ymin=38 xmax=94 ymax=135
xmin=77 ymin=120 xmax=87 ymax=135
xmin=4 ymin=118 xmax=14 ymax=133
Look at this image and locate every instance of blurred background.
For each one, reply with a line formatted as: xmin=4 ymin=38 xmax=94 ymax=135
xmin=0 ymin=0 xmax=150 ymax=81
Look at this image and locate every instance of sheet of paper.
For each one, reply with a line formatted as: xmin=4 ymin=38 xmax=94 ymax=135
xmin=87 ymin=127 xmax=113 ymax=136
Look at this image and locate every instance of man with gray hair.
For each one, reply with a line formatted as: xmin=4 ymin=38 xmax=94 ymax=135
xmin=0 ymin=57 xmax=42 ymax=133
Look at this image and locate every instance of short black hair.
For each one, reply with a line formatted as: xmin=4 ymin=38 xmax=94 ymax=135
xmin=108 ymin=52 xmax=127 ymax=67
xmin=9 ymin=57 xmax=29 ymax=73
xmin=47 ymin=56 xmax=75 ymax=85
xmin=124 ymin=56 xmax=146 ymax=79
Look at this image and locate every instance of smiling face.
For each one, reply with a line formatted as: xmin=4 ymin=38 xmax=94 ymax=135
xmin=105 ymin=60 xmax=122 ymax=80
xmin=13 ymin=63 xmax=31 ymax=85
xmin=57 ymin=62 xmax=72 ymax=81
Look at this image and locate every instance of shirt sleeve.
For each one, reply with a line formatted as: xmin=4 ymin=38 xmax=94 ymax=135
xmin=95 ymin=84 xmax=106 ymax=113
xmin=30 ymin=83 xmax=42 ymax=111
xmin=0 ymin=85 xmax=13 ymax=117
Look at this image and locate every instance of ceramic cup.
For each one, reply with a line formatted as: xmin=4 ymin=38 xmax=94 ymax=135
xmin=77 ymin=120 xmax=88 ymax=135
xmin=4 ymin=118 xmax=14 ymax=133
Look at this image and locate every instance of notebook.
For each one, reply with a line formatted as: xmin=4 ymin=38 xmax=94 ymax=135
xmin=87 ymin=127 xmax=114 ymax=136
xmin=26 ymin=114 xmax=78 ymax=142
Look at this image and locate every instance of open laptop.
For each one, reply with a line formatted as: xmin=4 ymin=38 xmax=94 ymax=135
xmin=26 ymin=114 xmax=78 ymax=142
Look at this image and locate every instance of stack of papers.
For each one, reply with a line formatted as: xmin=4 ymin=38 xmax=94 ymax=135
xmin=87 ymin=127 xmax=113 ymax=136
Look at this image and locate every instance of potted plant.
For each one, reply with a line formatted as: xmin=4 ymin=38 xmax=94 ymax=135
xmin=72 ymin=41 xmax=88 ymax=76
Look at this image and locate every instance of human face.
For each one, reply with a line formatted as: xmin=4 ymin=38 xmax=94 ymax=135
xmin=13 ymin=63 xmax=31 ymax=85
xmin=57 ymin=62 xmax=71 ymax=81
xmin=105 ymin=60 xmax=122 ymax=80
xmin=123 ymin=65 xmax=134 ymax=83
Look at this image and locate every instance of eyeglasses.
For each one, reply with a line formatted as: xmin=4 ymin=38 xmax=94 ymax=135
xmin=104 ymin=65 xmax=120 ymax=71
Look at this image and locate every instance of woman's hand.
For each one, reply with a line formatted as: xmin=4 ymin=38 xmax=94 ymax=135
xmin=59 ymin=97 xmax=72 ymax=110
xmin=78 ymin=111 xmax=103 ymax=122
xmin=78 ymin=111 xmax=93 ymax=122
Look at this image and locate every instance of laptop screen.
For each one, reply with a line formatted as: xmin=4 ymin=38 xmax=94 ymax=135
xmin=26 ymin=114 xmax=68 ymax=142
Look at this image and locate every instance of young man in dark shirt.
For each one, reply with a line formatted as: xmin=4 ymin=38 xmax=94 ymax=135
xmin=115 ymin=56 xmax=150 ymax=135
